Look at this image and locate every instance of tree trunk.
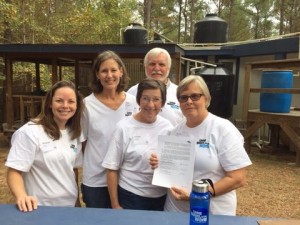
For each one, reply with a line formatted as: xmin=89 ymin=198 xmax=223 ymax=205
xmin=279 ymin=0 xmax=284 ymax=35
xmin=144 ymin=0 xmax=152 ymax=30
xmin=189 ymin=0 xmax=195 ymax=43
xmin=177 ymin=0 xmax=183 ymax=43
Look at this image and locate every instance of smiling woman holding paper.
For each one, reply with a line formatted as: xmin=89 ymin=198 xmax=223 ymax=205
xmin=150 ymin=75 xmax=252 ymax=216
xmin=102 ymin=78 xmax=173 ymax=211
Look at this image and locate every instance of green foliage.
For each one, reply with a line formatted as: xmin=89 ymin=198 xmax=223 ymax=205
xmin=1 ymin=0 xmax=300 ymax=101
xmin=2 ymin=0 xmax=300 ymax=44
xmin=1 ymin=0 xmax=139 ymax=44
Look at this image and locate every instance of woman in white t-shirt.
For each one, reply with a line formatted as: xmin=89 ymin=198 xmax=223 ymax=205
xmin=150 ymin=75 xmax=252 ymax=215
xmin=80 ymin=51 xmax=138 ymax=208
xmin=102 ymin=78 xmax=173 ymax=210
xmin=6 ymin=80 xmax=84 ymax=212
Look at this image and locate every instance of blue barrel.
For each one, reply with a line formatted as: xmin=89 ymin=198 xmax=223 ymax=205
xmin=260 ymin=70 xmax=293 ymax=113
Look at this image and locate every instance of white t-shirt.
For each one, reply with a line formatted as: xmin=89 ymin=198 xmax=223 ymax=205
xmin=127 ymin=80 xmax=183 ymax=126
xmin=164 ymin=113 xmax=252 ymax=215
xmin=102 ymin=116 xmax=173 ymax=198
xmin=5 ymin=122 xmax=82 ymax=206
xmin=81 ymin=93 xmax=138 ymax=187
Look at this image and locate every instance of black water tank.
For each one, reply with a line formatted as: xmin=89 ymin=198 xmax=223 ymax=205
xmin=195 ymin=65 xmax=235 ymax=118
xmin=123 ymin=23 xmax=148 ymax=44
xmin=194 ymin=14 xmax=228 ymax=43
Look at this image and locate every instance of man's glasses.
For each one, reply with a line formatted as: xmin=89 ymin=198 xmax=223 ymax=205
xmin=141 ymin=96 xmax=162 ymax=103
xmin=178 ymin=93 xmax=204 ymax=103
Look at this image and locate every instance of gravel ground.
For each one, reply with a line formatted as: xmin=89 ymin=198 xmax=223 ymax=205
xmin=0 ymin=143 xmax=300 ymax=219
xmin=237 ymin=147 xmax=300 ymax=219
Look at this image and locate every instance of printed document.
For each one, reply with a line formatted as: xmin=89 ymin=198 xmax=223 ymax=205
xmin=152 ymin=135 xmax=195 ymax=190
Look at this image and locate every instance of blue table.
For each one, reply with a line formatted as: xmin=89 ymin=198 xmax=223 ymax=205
xmin=0 ymin=204 xmax=270 ymax=225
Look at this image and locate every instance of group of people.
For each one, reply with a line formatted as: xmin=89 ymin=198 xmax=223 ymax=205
xmin=5 ymin=47 xmax=252 ymax=216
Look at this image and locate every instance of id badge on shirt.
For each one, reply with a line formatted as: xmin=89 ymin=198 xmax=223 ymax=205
xmin=41 ymin=141 xmax=56 ymax=153
xmin=132 ymin=135 xmax=149 ymax=145
xmin=125 ymin=102 xmax=137 ymax=116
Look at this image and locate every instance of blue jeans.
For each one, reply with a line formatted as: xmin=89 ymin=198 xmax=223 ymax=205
xmin=81 ymin=184 xmax=111 ymax=208
xmin=118 ymin=186 xmax=166 ymax=211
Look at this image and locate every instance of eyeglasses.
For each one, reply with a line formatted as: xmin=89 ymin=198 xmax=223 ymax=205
xmin=141 ymin=96 xmax=162 ymax=103
xmin=178 ymin=93 xmax=204 ymax=103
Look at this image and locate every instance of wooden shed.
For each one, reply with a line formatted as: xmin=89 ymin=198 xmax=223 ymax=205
xmin=0 ymin=43 xmax=184 ymax=133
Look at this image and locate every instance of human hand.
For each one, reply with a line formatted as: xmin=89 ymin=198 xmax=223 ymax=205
xmin=75 ymin=198 xmax=81 ymax=207
xmin=111 ymin=203 xmax=123 ymax=209
xmin=149 ymin=153 xmax=159 ymax=169
xmin=16 ymin=195 xmax=38 ymax=212
xmin=170 ymin=186 xmax=190 ymax=201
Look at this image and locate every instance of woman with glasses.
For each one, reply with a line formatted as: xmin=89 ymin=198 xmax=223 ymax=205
xmin=150 ymin=75 xmax=252 ymax=215
xmin=102 ymin=78 xmax=173 ymax=211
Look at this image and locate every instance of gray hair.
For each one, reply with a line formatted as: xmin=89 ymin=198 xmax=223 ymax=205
xmin=144 ymin=47 xmax=172 ymax=69
xmin=177 ymin=75 xmax=211 ymax=108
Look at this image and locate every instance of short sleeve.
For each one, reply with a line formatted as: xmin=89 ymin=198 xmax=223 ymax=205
xmin=5 ymin=128 xmax=38 ymax=172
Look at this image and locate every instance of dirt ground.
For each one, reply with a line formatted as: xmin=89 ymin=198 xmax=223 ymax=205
xmin=236 ymin=147 xmax=300 ymax=219
xmin=0 ymin=134 xmax=300 ymax=219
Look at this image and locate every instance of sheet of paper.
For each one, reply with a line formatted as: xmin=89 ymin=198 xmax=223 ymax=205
xmin=152 ymin=135 xmax=195 ymax=190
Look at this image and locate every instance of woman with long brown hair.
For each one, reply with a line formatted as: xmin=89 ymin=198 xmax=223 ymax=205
xmin=6 ymin=80 xmax=84 ymax=212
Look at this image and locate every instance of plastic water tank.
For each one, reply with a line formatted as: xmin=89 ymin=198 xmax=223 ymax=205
xmin=260 ymin=70 xmax=293 ymax=113
xmin=123 ymin=23 xmax=148 ymax=44
xmin=194 ymin=14 xmax=228 ymax=43
xmin=195 ymin=65 xmax=235 ymax=118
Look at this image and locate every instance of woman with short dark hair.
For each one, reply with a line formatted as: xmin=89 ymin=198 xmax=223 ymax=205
xmin=102 ymin=78 xmax=173 ymax=211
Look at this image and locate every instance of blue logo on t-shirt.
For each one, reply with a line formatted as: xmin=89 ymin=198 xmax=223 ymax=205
xmin=70 ymin=144 xmax=78 ymax=153
xmin=167 ymin=101 xmax=179 ymax=110
xmin=170 ymin=104 xmax=179 ymax=109
xmin=197 ymin=139 xmax=209 ymax=149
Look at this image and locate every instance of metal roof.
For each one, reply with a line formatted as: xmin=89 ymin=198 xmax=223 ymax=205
xmin=0 ymin=43 xmax=185 ymax=65
xmin=0 ymin=34 xmax=298 ymax=65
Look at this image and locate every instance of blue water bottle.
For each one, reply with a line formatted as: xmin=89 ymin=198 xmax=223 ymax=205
xmin=190 ymin=180 xmax=210 ymax=225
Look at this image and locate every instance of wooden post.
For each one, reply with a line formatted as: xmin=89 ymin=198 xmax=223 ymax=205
xmin=35 ymin=63 xmax=41 ymax=91
xmin=20 ymin=96 xmax=24 ymax=124
xmin=75 ymin=60 xmax=79 ymax=90
xmin=172 ymin=52 xmax=182 ymax=84
xmin=242 ymin=64 xmax=251 ymax=122
xmin=59 ymin=65 xmax=62 ymax=81
xmin=52 ymin=59 xmax=58 ymax=85
xmin=280 ymin=124 xmax=300 ymax=166
xmin=30 ymin=97 xmax=34 ymax=119
xmin=5 ymin=57 xmax=13 ymax=129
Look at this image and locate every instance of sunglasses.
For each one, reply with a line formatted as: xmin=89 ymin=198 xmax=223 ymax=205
xmin=178 ymin=93 xmax=204 ymax=103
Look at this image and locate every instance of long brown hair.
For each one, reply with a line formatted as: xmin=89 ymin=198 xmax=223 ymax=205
xmin=32 ymin=80 xmax=84 ymax=140
xmin=90 ymin=50 xmax=130 ymax=93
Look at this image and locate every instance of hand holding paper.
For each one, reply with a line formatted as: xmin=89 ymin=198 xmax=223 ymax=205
xmin=152 ymin=135 xmax=195 ymax=190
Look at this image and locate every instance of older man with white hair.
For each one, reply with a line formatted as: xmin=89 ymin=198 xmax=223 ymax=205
xmin=127 ymin=47 xmax=183 ymax=126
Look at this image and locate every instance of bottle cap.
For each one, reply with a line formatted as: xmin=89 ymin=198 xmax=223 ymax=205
xmin=192 ymin=180 xmax=209 ymax=193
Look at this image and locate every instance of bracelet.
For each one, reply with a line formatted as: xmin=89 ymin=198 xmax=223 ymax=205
xmin=201 ymin=179 xmax=216 ymax=197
